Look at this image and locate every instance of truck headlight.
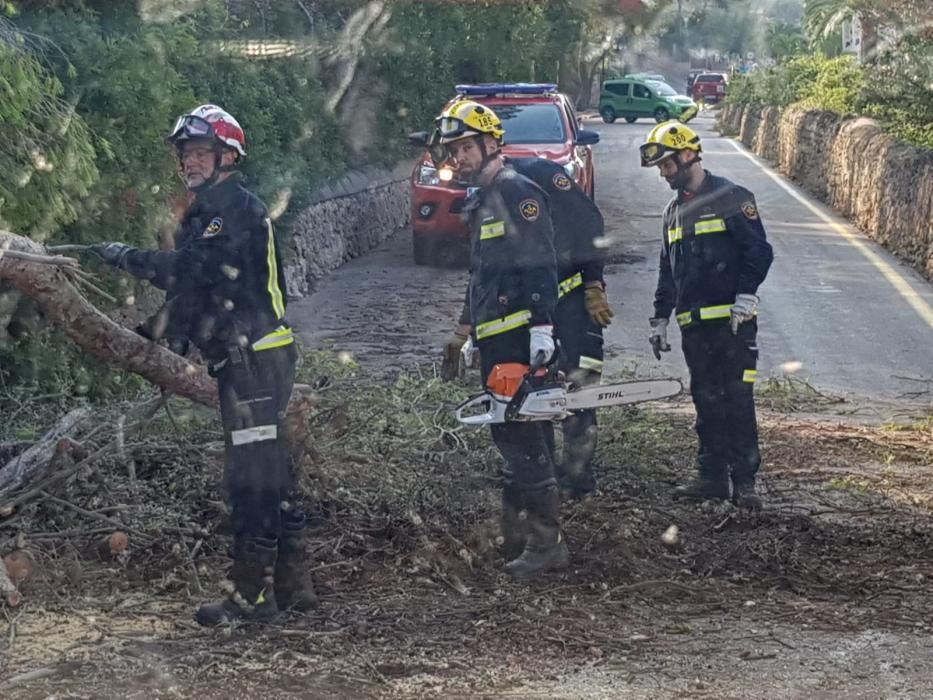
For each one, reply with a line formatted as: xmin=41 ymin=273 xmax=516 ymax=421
xmin=416 ymin=165 xmax=440 ymax=186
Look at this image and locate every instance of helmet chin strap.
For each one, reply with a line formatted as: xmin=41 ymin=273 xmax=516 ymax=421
xmin=183 ymin=146 xmax=237 ymax=194
xmin=475 ymin=135 xmax=500 ymax=182
xmin=670 ymin=152 xmax=699 ymax=191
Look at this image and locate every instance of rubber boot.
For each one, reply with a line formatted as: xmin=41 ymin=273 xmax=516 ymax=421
xmin=559 ymin=411 xmax=598 ymax=500
xmin=501 ymin=483 xmax=527 ymax=561
xmin=672 ymin=477 xmax=730 ymax=501
xmin=731 ymin=481 xmax=763 ymax=512
xmin=195 ymin=536 xmax=279 ymax=627
xmin=275 ymin=512 xmax=319 ymax=612
xmin=504 ymin=482 xmax=569 ymax=579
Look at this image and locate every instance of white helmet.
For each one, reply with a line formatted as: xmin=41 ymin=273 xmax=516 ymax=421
xmin=167 ymin=104 xmax=246 ymax=158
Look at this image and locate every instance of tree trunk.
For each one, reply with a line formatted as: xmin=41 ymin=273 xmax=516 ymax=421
xmin=0 ymin=231 xmax=219 ymax=407
xmin=0 ymin=408 xmax=92 ymax=497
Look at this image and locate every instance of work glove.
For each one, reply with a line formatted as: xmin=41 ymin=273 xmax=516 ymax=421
xmin=441 ymin=326 xmax=471 ymax=381
xmin=460 ymin=335 xmax=477 ymax=369
xmin=730 ymin=293 xmax=759 ymax=334
xmin=87 ymin=242 xmax=131 ymax=268
xmin=584 ymin=285 xmax=614 ymax=328
xmin=648 ymin=317 xmax=671 ymax=360
xmin=529 ymin=325 xmax=555 ymax=366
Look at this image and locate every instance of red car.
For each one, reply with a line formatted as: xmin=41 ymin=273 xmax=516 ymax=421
xmin=408 ymin=83 xmax=600 ymax=267
xmin=691 ymin=73 xmax=728 ymax=104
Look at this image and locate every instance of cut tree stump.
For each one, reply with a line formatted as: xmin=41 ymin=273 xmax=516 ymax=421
xmin=0 ymin=408 xmax=93 ymax=497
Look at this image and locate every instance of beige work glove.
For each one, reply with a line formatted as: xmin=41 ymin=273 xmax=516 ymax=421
xmin=441 ymin=325 xmax=472 ymax=381
xmin=584 ymin=286 xmax=614 ymax=328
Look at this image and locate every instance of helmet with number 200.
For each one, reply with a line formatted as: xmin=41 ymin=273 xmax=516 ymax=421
xmin=640 ymin=120 xmax=701 ymax=167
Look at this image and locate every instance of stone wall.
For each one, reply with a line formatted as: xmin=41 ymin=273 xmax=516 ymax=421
xmin=0 ymin=163 xmax=413 ymax=344
xmin=283 ymin=163 xmax=411 ymax=297
xmin=719 ymin=104 xmax=933 ymax=281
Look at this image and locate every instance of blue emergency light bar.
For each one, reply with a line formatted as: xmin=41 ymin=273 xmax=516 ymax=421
xmin=455 ymin=83 xmax=558 ymax=96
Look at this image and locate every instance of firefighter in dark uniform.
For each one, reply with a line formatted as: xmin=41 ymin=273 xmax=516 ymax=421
xmin=641 ymin=121 xmax=773 ymax=510
xmin=435 ymin=100 xmax=568 ymax=578
xmin=89 ymin=104 xmax=317 ymax=624
xmin=444 ymin=156 xmax=612 ymax=499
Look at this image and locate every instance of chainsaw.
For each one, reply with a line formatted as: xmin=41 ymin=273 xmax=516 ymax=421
xmin=454 ymin=352 xmax=682 ymax=426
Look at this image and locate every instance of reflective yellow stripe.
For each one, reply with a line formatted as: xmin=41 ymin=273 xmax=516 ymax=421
xmin=265 ymin=219 xmax=285 ymax=319
xmin=667 ymin=227 xmax=683 ymax=244
xmin=699 ymin=304 xmax=733 ymax=320
xmin=694 ymin=218 xmax=726 ymax=235
xmin=480 ymin=220 xmax=505 ymax=240
xmin=252 ymin=326 xmax=294 ymax=351
xmin=558 ymin=272 xmax=583 ymax=299
xmin=743 ymin=369 xmax=758 ymax=383
xmin=579 ymin=355 xmax=603 ymax=372
xmin=475 ymin=310 xmax=531 ymax=340
xmin=677 ymin=304 xmax=734 ymax=327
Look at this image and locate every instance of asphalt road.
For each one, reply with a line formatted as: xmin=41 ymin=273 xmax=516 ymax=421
xmin=595 ymin=113 xmax=933 ymax=403
xmin=292 ymin=113 xmax=933 ymax=404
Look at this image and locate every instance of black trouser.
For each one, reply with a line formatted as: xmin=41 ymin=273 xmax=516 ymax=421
xmin=681 ymin=319 xmax=761 ymax=484
xmin=551 ymin=287 xmax=604 ymax=476
xmin=215 ymin=342 xmax=298 ymax=541
xmin=478 ymin=329 xmax=556 ymax=490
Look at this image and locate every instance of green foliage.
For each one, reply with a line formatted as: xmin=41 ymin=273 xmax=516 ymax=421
xmin=726 ymin=54 xmax=862 ymax=112
xmin=0 ymin=22 xmax=97 ymax=238
xmin=0 ymin=326 xmax=148 ymax=406
xmin=726 ymin=40 xmax=933 ymax=149
xmin=766 ymin=22 xmax=809 ymax=62
xmin=16 ymin=10 xmax=199 ymax=248
xmin=860 ymin=32 xmax=933 ymax=148
xmin=797 ymin=53 xmax=864 ymax=113
xmin=366 ymin=1 xmax=562 ymax=162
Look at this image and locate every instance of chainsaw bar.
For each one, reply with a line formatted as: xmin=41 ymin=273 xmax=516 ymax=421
xmin=454 ymin=378 xmax=682 ymax=426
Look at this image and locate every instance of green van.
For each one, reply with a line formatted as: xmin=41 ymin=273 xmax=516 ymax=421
xmin=599 ymin=78 xmax=698 ymax=124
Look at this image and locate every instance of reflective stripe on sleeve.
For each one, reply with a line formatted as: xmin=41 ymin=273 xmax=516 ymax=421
xmin=667 ymin=227 xmax=683 ymax=244
xmin=743 ymin=369 xmax=758 ymax=383
xmin=265 ymin=219 xmax=286 ymax=319
xmin=558 ymin=272 xmax=583 ymax=299
xmin=252 ymin=326 xmax=294 ymax=351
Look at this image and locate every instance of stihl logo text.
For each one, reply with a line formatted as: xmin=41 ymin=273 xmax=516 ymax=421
xmin=598 ymin=390 xmax=627 ymax=401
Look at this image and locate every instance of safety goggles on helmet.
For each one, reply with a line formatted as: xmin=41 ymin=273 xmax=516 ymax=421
xmin=640 ymin=142 xmax=678 ymax=167
xmin=436 ymin=116 xmax=481 ymax=143
xmin=168 ymin=115 xmax=217 ymax=144
xmin=426 ymin=129 xmax=450 ymax=167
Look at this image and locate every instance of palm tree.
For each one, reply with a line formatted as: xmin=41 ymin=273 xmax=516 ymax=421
xmin=802 ymin=0 xmax=859 ymax=41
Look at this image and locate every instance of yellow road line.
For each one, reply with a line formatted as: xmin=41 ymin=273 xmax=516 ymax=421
xmin=725 ymin=139 xmax=933 ymax=330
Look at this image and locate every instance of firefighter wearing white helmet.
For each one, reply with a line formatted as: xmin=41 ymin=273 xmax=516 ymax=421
xmin=642 ymin=120 xmax=774 ymax=510
xmin=88 ymin=104 xmax=317 ymax=625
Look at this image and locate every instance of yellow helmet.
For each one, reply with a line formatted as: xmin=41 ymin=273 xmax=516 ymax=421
xmin=435 ymin=100 xmax=505 ymax=145
xmin=640 ymin=120 xmax=702 ymax=167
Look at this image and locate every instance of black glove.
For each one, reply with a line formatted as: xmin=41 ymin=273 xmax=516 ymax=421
xmin=87 ymin=242 xmax=131 ymax=268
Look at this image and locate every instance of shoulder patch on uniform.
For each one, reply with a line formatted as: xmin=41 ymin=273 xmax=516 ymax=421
xmin=519 ymin=198 xmax=540 ymax=222
xmin=203 ymin=216 xmax=223 ymax=237
xmin=552 ymin=173 xmax=572 ymax=191
xmin=741 ymin=202 xmax=758 ymax=220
